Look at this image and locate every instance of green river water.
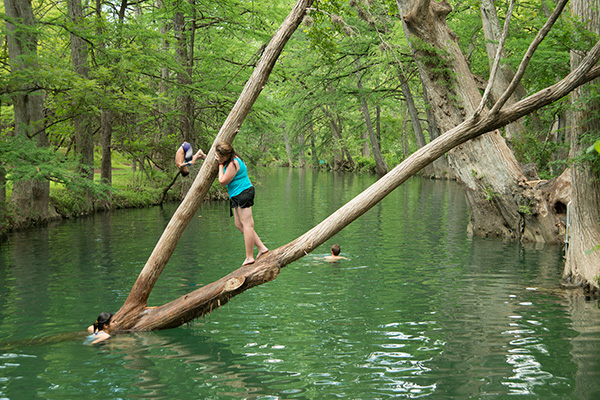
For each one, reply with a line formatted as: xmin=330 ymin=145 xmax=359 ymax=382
xmin=1 ymin=167 xmax=599 ymax=399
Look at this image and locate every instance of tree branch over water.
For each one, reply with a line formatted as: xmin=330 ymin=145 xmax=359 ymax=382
xmin=113 ymin=33 xmax=600 ymax=331
xmin=103 ymin=0 xmax=600 ymax=333
xmin=111 ymin=0 xmax=315 ymax=332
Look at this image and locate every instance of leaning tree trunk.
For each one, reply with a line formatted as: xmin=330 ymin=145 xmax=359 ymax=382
xmin=4 ymin=0 xmax=50 ymax=228
xmin=396 ymin=0 xmax=565 ymax=243
xmin=111 ymin=42 xmax=600 ymax=332
xmin=110 ymin=0 xmax=316 ymax=332
xmin=562 ymin=0 xmax=600 ymax=293
xmin=396 ymin=64 xmax=426 ymax=148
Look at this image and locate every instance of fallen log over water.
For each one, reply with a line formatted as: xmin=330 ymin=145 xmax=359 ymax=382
xmin=108 ymin=0 xmax=600 ymax=334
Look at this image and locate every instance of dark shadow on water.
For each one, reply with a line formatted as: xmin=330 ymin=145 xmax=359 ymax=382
xmin=0 ymin=330 xmax=88 ymax=350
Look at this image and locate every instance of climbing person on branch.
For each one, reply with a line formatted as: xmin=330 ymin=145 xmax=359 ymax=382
xmin=216 ymin=141 xmax=269 ymax=266
xmin=175 ymin=142 xmax=206 ymax=177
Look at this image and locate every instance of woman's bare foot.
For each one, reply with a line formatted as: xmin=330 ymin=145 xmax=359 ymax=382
xmin=257 ymin=249 xmax=269 ymax=259
xmin=242 ymin=258 xmax=255 ymax=266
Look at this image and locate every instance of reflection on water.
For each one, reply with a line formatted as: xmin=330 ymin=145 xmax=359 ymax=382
xmin=1 ymin=168 xmax=600 ymax=399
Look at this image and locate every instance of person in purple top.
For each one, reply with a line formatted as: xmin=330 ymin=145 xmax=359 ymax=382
xmin=216 ymin=141 xmax=269 ymax=266
xmin=175 ymin=142 xmax=206 ymax=176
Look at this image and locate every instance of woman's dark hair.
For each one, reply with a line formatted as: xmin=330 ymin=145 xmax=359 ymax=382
xmin=93 ymin=312 xmax=113 ymax=333
xmin=215 ymin=141 xmax=239 ymax=168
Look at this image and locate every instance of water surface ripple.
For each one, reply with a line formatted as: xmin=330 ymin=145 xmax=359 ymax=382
xmin=1 ymin=168 xmax=599 ymax=399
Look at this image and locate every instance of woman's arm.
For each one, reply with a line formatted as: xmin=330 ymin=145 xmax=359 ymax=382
xmin=218 ymin=159 xmax=238 ymax=186
xmin=91 ymin=331 xmax=111 ymax=345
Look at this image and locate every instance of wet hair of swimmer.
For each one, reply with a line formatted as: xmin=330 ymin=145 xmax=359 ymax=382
xmin=331 ymin=244 xmax=341 ymax=256
xmin=93 ymin=312 xmax=113 ymax=332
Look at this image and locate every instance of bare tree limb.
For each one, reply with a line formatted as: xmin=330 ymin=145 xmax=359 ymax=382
xmin=474 ymin=0 xmax=516 ymax=117
xmin=490 ymin=0 xmax=569 ymax=114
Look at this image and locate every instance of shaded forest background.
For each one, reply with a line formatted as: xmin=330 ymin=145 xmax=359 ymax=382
xmin=3 ymin=0 xmax=595 ymax=221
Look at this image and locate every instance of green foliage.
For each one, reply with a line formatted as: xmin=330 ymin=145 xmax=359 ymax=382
xmin=409 ymin=36 xmax=456 ymax=85
xmin=0 ymin=134 xmax=82 ymax=186
xmin=518 ymin=202 xmax=532 ymax=215
xmin=484 ymin=186 xmax=499 ymax=201
xmin=587 ymin=140 xmax=600 ymax=155
xmin=2 ymin=0 xmax=599 ymax=232
xmin=511 ymin=129 xmax=567 ymax=179
xmin=354 ymin=155 xmax=376 ymax=173
xmin=586 ymin=247 xmax=600 ymax=257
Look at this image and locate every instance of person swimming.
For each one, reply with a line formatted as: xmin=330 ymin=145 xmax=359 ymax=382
xmin=85 ymin=312 xmax=113 ymax=345
xmin=324 ymin=244 xmax=348 ymax=262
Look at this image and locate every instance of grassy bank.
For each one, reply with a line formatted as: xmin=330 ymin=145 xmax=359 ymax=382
xmin=1 ymin=155 xmax=226 ymax=234
xmin=50 ymin=161 xmax=226 ymax=218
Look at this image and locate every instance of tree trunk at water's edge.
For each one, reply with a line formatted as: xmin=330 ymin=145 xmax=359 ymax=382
xmin=396 ymin=0 xmax=566 ymax=243
xmin=4 ymin=0 xmax=51 ymax=227
xmin=562 ymin=0 xmax=600 ymax=293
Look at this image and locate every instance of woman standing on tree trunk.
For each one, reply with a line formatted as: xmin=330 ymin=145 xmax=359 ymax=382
xmin=216 ymin=142 xmax=269 ymax=266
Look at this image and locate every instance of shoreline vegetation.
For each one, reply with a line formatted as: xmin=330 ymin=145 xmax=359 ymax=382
xmin=1 ymin=162 xmax=372 ymax=236
xmin=1 ymin=160 xmax=229 ymax=236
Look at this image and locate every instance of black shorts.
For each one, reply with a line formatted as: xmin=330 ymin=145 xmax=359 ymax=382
xmin=230 ymin=186 xmax=255 ymax=216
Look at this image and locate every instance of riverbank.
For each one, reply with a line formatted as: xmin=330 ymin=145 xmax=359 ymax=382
xmin=0 ymin=164 xmax=229 ymax=236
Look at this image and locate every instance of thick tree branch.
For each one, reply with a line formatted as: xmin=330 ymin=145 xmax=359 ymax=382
xmin=112 ymin=0 xmax=314 ymax=331
xmin=126 ymin=40 xmax=600 ymax=332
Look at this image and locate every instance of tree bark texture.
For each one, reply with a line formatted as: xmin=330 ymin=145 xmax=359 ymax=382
xmin=174 ymin=3 xmax=194 ymax=143
xmin=100 ymin=109 xmax=113 ymax=185
xmin=111 ymin=0 xmax=315 ymax=332
xmin=397 ymin=0 xmax=565 ymax=243
xmin=563 ymin=0 xmax=600 ymax=292
xmin=398 ymin=65 xmax=427 ymax=149
xmin=324 ymin=105 xmax=353 ymax=170
xmin=113 ymin=34 xmax=600 ymax=331
xmin=68 ymin=0 xmax=94 ymax=184
xmin=95 ymin=0 xmax=113 ymax=188
xmin=282 ymin=122 xmax=294 ymax=166
xmin=4 ymin=0 xmax=50 ymax=227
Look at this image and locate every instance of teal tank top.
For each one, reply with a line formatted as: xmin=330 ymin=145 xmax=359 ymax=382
xmin=225 ymin=157 xmax=252 ymax=197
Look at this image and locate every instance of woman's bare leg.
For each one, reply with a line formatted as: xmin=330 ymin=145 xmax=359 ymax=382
xmin=234 ymin=207 xmax=268 ymax=265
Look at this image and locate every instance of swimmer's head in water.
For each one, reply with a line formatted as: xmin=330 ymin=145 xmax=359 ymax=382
xmin=93 ymin=312 xmax=113 ymax=332
xmin=331 ymin=244 xmax=341 ymax=256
